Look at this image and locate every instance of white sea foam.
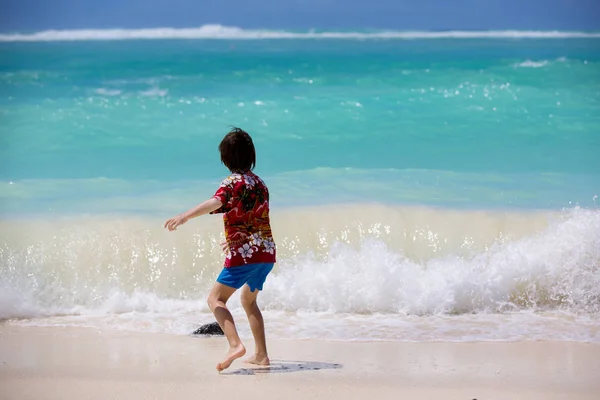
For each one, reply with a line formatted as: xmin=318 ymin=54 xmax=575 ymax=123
xmin=139 ymin=87 xmax=168 ymax=97
xmin=95 ymin=88 xmax=122 ymax=96
xmin=1 ymin=25 xmax=599 ymax=42
xmin=515 ymin=60 xmax=550 ymax=68
xmin=2 ymin=207 xmax=599 ymax=305
xmin=513 ymin=57 xmax=575 ymax=68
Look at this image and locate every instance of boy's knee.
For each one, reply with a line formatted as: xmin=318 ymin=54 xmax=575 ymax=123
xmin=241 ymin=295 xmax=256 ymax=309
xmin=207 ymin=294 xmax=217 ymax=310
xmin=207 ymin=292 xmax=230 ymax=311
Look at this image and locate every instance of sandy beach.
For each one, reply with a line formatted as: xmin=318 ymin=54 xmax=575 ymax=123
xmin=1 ymin=325 xmax=598 ymax=400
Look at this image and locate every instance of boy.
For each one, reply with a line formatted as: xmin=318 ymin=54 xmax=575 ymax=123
xmin=164 ymin=127 xmax=276 ymax=372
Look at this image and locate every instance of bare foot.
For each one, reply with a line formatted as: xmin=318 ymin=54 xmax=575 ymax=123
xmin=216 ymin=344 xmax=246 ymax=372
xmin=244 ymin=354 xmax=270 ymax=366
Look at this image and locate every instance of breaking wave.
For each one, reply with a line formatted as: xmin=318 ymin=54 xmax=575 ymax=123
xmin=1 ymin=25 xmax=600 ymax=42
xmin=1 ymin=205 xmax=599 ymax=320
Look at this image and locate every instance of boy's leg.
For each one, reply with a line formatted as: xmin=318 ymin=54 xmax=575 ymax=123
xmin=207 ymin=282 xmax=246 ymax=371
xmin=240 ymin=284 xmax=270 ymax=366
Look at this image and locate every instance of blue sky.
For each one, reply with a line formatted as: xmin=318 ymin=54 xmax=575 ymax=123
xmin=1 ymin=0 xmax=599 ymax=32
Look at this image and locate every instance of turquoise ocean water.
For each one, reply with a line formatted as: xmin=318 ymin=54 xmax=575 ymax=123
xmin=1 ymin=27 xmax=599 ymax=342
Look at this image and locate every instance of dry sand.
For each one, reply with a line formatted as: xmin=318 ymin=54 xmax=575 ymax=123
xmin=1 ymin=325 xmax=599 ymax=400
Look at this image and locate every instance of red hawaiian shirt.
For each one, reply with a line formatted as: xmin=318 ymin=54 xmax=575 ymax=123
xmin=210 ymin=171 xmax=276 ymax=267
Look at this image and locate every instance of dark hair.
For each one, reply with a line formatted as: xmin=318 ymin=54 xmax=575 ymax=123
xmin=218 ymin=127 xmax=256 ymax=173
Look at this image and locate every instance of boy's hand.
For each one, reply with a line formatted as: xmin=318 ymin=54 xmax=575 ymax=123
xmin=221 ymin=241 xmax=229 ymax=254
xmin=164 ymin=214 xmax=188 ymax=231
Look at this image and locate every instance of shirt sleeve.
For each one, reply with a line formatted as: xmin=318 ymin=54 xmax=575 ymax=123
xmin=209 ymin=179 xmax=234 ymax=214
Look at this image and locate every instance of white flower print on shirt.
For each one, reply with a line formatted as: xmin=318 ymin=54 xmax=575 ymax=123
xmin=238 ymin=243 xmax=254 ymax=259
xmin=221 ymin=173 xmax=242 ymax=188
xmin=263 ymin=240 xmax=276 ymax=254
xmin=250 ymin=233 xmax=263 ymax=246
xmin=244 ymin=174 xmax=256 ymax=188
xmin=226 ymin=247 xmax=236 ymax=260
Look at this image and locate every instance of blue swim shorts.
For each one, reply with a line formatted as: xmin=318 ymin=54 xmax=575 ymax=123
xmin=216 ymin=262 xmax=275 ymax=292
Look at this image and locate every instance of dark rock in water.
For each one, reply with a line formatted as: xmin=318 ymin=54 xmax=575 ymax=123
xmin=192 ymin=322 xmax=224 ymax=336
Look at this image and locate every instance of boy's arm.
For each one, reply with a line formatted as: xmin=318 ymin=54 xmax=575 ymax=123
xmin=164 ymin=197 xmax=222 ymax=231
xmin=181 ymin=197 xmax=222 ymax=219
